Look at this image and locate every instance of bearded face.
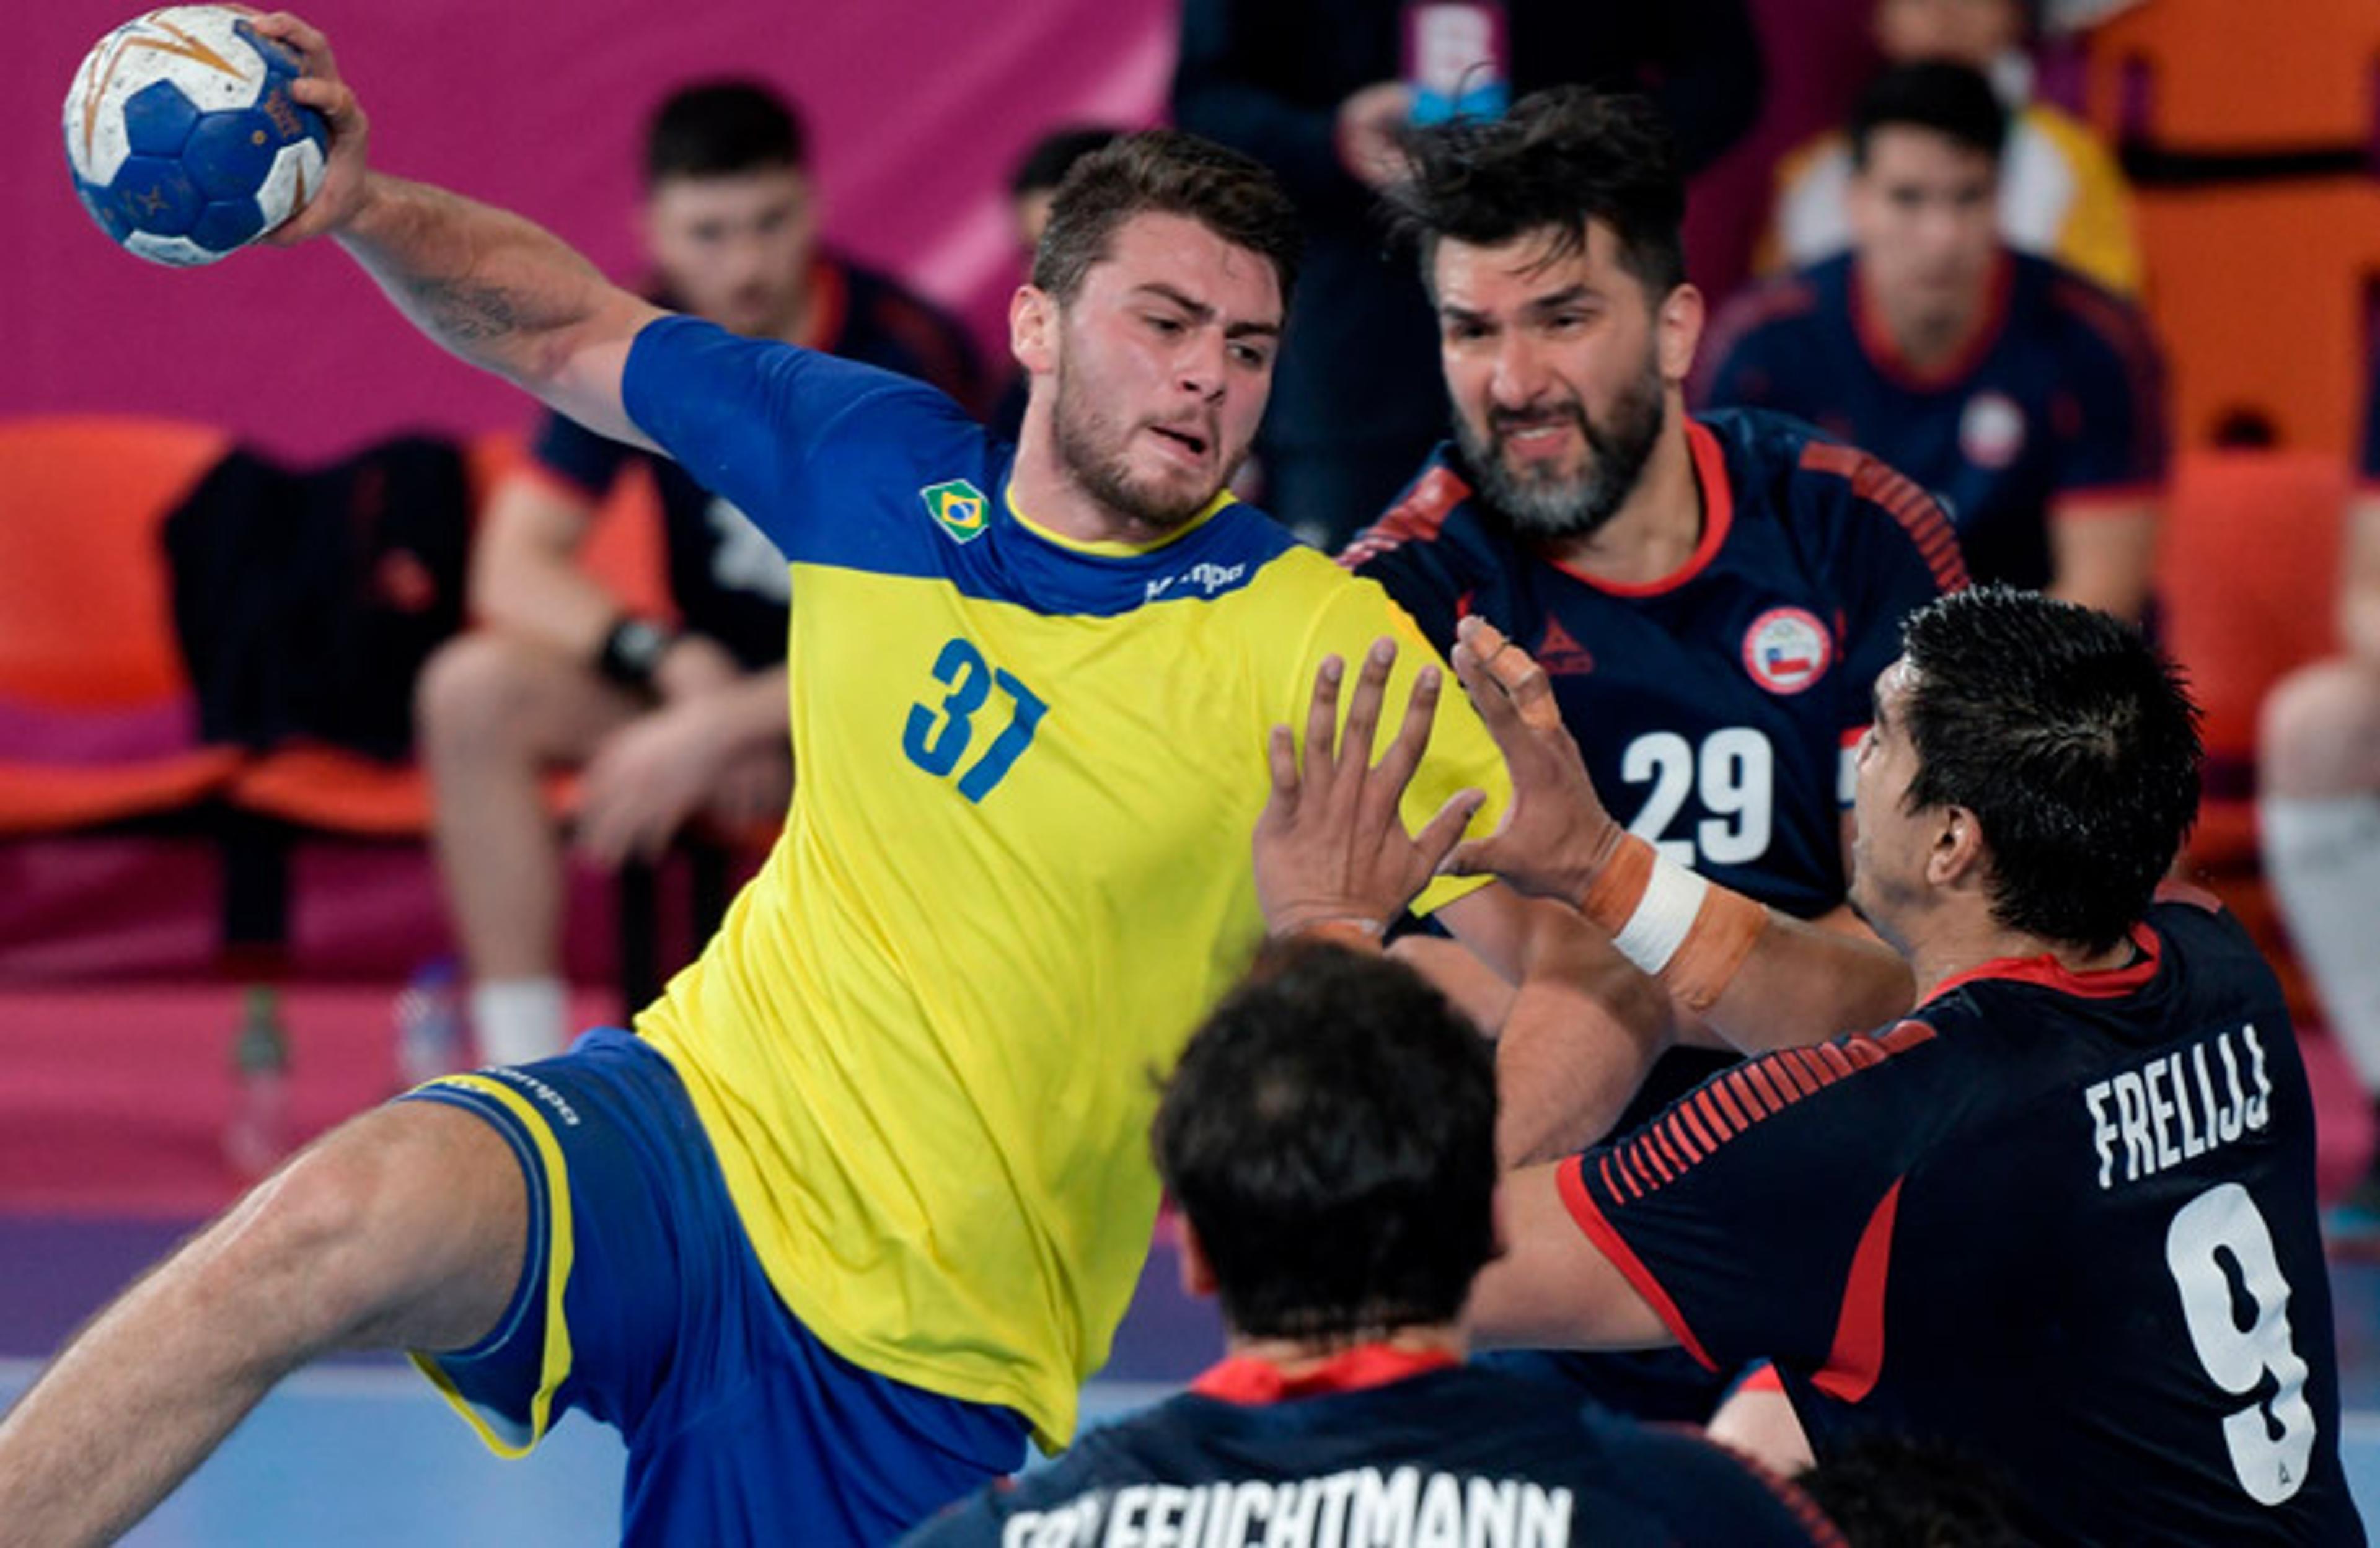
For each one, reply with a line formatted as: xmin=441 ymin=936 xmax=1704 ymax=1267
xmin=1455 ymin=345 xmax=1667 ymax=542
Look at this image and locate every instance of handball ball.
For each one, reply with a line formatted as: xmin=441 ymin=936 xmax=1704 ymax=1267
xmin=63 ymin=6 xmax=328 ymax=266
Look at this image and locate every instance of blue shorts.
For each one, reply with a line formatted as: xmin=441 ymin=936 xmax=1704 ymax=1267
xmin=402 ymin=1027 xmax=1029 ymax=1546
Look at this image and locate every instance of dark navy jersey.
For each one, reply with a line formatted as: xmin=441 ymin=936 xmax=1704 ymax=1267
xmin=2363 ymin=345 xmax=2379 ymax=488
xmin=528 ymin=253 xmax=982 ymax=669
xmin=1347 ymin=410 xmax=1963 ymax=918
xmin=1696 ymin=250 xmax=2167 ymax=595
xmin=901 ymin=1355 xmax=1842 ymax=1547
xmin=1565 ymin=889 xmax=2361 ymax=1546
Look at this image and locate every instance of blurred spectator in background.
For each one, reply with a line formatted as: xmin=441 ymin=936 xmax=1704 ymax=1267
xmin=1760 ymin=0 xmax=2140 ymax=296
xmin=1698 ymin=62 xmax=2164 ymax=621
xmin=1173 ymin=0 xmax=1763 ymax=549
xmin=2260 ymin=347 xmax=2380 ymax=1241
xmin=988 ymin=125 xmax=1124 ymax=442
xmin=416 ymin=79 xmax=983 ymax=1066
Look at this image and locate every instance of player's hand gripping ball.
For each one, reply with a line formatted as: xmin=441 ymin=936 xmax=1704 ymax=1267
xmin=63 ymin=6 xmax=328 ymax=266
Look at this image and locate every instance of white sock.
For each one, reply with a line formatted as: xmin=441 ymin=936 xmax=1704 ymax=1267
xmin=470 ymin=977 xmax=570 ymax=1068
xmin=2261 ymin=794 xmax=2380 ymax=1094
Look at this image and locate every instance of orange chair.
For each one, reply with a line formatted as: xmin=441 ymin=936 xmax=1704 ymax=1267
xmin=224 ymin=429 xmax=674 ymax=835
xmin=0 ymin=415 xmax=243 ymax=835
xmin=2159 ymin=447 xmax=2349 ymax=862
xmin=2127 ymin=185 xmax=2380 ymax=457
xmin=2083 ymin=0 xmax=2380 ymax=156
xmin=225 ymin=431 xmax=764 ymax=1008
xmin=2079 ymin=0 xmax=2380 ymax=458
xmin=2156 ymin=447 xmax=2350 ymax=1018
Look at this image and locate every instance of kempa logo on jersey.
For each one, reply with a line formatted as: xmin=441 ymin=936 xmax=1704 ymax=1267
xmin=1145 ymin=560 xmax=1248 ymax=603
xmin=920 ymin=479 xmax=990 ymax=544
xmin=1741 ymin=606 xmax=1831 ymax=695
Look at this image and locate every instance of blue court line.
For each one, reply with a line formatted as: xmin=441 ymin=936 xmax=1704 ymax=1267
xmin=3 ymin=1361 xmax=2377 ymax=1546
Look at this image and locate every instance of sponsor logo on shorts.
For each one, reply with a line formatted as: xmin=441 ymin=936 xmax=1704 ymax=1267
xmin=489 ymin=1066 xmax=581 ymax=1128
xmin=1741 ymin=606 xmax=1831 ymax=695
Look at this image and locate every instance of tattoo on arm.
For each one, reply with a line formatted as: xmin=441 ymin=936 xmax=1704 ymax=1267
xmin=403 ymin=277 xmax=524 ymax=343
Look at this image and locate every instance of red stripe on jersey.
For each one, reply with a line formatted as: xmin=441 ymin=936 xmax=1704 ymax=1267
xmin=1621 ymin=1142 xmax=1658 ymax=1197
xmin=1704 ymin=1081 xmax=1752 ymax=1135
xmin=1737 ymin=1361 xmax=1784 ymax=1395
xmin=1812 ymin=1179 xmax=1905 ymax=1404
xmin=1744 ymin=1058 xmax=1795 ymax=1113
xmin=1925 ymin=922 xmax=2162 ymax=1002
xmin=1549 ymin=420 xmax=1738 ymax=597
xmin=2153 ymin=878 xmax=2225 ymax=915
xmin=1635 ymin=1131 xmax=1678 ymax=1186
xmin=1879 ymin=1019 xmax=1937 ymax=1054
xmin=1678 ymin=1097 xmax=1723 ymax=1153
xmin=1797 ymin=441 xmax=1970 ymax=592
xmin=1559 ymin=1160 xmax=1721 ymax=1373
xmin=1854 ymin=252 xmax=2013 ymax=391
xmin=1191 ymin=1345 xmax=1462 ymax=1404
xmin=1336 ymin=464 xmax=1470 ymax=569
xmin=1717 ymin=1068 xmax=1769 ymax=1123
xmin=1607 ymin=1029 xmax=1939 ymax=1199
xmin=1773 ymin=1050 xmax=1821 ymax=1099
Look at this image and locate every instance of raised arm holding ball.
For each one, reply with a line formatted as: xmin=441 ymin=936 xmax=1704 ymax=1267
xmin=1 ymin=14 xmax=1654 ymax=1545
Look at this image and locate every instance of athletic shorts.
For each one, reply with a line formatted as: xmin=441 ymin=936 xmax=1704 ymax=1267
xmin=401 ymin=1027 xmax=1029 ymax=1546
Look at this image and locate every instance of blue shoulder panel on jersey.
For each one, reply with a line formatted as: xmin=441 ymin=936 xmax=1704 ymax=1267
xmin=625 ymin=314 xmax=1304 ymax=618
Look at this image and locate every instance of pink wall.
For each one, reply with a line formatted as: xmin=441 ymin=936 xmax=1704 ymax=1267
xmin=8 ymin=0 xmax=1176 ymax=459
xmin=6 ymin=0 xmax=1866 ymax=461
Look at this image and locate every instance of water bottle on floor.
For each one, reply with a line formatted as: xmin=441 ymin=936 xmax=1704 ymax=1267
xmin=224 ymin=984 xmax=289 ymax=1179
xmin=395 ymin=957 xmax=466 ymax=1088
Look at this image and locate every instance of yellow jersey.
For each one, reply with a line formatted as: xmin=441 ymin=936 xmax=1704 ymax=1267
xmin=621 ymin=317 xmax=1510 ymax=1446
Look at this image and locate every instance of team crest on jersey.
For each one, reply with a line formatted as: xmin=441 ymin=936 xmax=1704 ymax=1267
xmin=1959 ymin=391 xmax=2027 ymax=471
xmin=1742 ymin=606 xmax=1831 ymax=695
xmin=919 ymin=478 xmax=990 ymax=544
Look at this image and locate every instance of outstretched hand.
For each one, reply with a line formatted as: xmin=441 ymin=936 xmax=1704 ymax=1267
xmin=1442 ymin=616 xmax=1623 ymax=902
xmin=1252 ymin=639 xmax=1486 ymax=938
xmin=251 ymin=12 xmax=371 ymax=243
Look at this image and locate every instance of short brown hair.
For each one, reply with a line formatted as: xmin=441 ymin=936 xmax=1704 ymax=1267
xmin=1031 ymin=129 xmax=1302 ymax=308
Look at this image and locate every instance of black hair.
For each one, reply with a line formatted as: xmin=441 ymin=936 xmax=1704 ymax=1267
xmin=1897 ymin=587 xmax=2202 ymax=954
xmin=1797 ymin=1434 xmax=2034 ymax=1547
xmin=1009 ymin=125 xmax=1127 ymax=200
xmin=1032 ymin=129 xmax=1302 ymax=307
xmin=1848 ymin=61 xmax=2008 ymax=169
xmin=1383 ymin=86 xmax=1688 ymax=300
xmin=644 ymin=79 xmax=805 ymax=185
xmin=1152 ymin=941 xmax=1497 ymax=1343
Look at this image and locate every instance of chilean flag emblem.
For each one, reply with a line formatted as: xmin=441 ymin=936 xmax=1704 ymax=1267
xmin=1742 ymin=605 xmax=1832 ymax=695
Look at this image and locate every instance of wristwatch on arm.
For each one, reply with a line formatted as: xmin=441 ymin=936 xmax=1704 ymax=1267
xmin=595 ymin=615 xmax=680 ymax=693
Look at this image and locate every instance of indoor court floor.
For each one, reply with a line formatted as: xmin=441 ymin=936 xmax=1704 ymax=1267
xmin=5 ymin=981 xmax=2380 ymax=1542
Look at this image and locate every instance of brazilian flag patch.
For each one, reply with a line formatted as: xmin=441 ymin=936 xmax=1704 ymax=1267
xmin=920 ymin=478 xmax=990 ymax=544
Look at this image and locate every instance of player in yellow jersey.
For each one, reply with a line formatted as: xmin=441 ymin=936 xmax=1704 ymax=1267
xmin=0 ymin=15 xmax=1659 ymax=1547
